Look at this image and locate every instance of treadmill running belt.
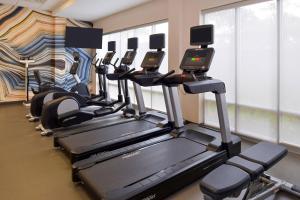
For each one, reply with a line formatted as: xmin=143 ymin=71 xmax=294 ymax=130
xmin=79 ymin=138 xmax=206 ymax=197
xmin=59 ymin=120 xmax=157 ymax=150
xmin=55 ymin=115 xmax=123 ymax=136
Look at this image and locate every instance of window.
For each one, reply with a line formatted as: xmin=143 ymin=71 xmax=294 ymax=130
xmin=96 ymin=22 xmax=168 ymax=112
xmin=280 ymin=0 xmax=300 ymax=147
xmin=203 ymin=0 xmax=300 ymax=148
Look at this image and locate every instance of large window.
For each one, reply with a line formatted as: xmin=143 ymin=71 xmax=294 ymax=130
xmin=96 ymin=22 xmax=168 ymax=112
xmin=203 ymin=0 xmax=300 ymax=148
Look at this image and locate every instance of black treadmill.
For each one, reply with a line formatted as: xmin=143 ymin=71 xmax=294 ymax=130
xmin=72 ymin=25 xmax=241 ymax=200
xmin=55 ymin=33 xmax=173 ymax=163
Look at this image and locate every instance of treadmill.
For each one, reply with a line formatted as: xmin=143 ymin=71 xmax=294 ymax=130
xmin=55 ymin=33 xmax=173 ymax=163
xmin=72 ymin=25 xmax=241 ymax=200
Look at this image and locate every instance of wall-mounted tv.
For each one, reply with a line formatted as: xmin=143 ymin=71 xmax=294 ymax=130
xmin=65 ymin=27 xmax=103 ymax=49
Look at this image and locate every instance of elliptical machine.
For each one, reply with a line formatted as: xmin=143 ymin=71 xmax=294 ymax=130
xmin=30 ymin=53 xmax=99 ymax=95
xmin=27 ymin=52 xmax=90 ymax=122
xmin=39 ymin=38 xmax=138 ymax=136
xmin=27 ymin=42 xmax=117 ymax=123
xmin=91 ymin=41 xmax=117 ymax=106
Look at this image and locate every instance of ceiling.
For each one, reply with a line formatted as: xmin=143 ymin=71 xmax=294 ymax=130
xmin=0 ymin=0 xmax=153 ymax=21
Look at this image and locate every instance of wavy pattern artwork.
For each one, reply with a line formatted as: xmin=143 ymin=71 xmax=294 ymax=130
xmin=0 ymin=4 xmax=93 ymax=102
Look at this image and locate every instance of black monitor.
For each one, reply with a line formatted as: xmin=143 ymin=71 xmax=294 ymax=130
xmin=128 ymin=37 xmax=138 ymax=50
xmin=108 ymin=41 xmax=116 ymax=52
xmin=190 ymin=25 xmax=214 ymax=46
xmin=150 ymin=33 xmax=165 ymax=50
xmin=65 ymin=27 xmax=103 ymax=49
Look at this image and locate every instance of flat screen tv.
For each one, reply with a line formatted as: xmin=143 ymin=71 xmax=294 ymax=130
xmin=65 ymin=27 xmax=103 ymax=49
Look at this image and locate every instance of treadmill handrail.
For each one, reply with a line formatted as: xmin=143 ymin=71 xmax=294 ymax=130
xmin=119 ymin=68 xmax=136 ymax=79
xmin=153 ymin=70 xmax=175 ymax=84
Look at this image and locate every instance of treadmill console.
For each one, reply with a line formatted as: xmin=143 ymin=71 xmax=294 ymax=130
xmin=121 ymin=51 xmax=137 ymax=65
xmin=180 ymin=48 xmax=214 ymax=73
xmin=141 ymin=51 xmax=165 ymax=70
xmin=102 ymin=52 xmax=115 ymax=65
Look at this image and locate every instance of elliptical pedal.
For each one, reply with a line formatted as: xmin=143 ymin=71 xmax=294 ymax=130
xmin=28 ymin=116 xmax=39 ymax=122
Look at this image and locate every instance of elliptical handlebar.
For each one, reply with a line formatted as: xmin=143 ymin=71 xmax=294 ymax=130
xmin=153 ymin=70 xmax=175 ymax=84
xmin=119 ymin=68 xmax=135 ymax=79
xmin=92 ymin=58 xmax=100 ymax=66
xmin=91 ymin=53 xmax=97 ymax=60
xmin=95 ymin=58 xmax=103 ymax=68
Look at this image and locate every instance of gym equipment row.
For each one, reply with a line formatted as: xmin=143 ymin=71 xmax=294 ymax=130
xmin=24 ymin=25 xmax=300 ymax=200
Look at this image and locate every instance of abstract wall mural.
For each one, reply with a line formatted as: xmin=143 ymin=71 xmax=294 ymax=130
xmin=0 ymin=4 xmax=93 ymax=102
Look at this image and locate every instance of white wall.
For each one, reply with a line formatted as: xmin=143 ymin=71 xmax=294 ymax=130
xmin=93 ymin=0 xmax=247 ymax=123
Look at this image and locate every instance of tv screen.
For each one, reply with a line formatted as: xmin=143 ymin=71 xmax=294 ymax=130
xmin=128 ymin=37 xmax=138 ymax=49
xmin=108 ymin=41 xmax=116 ymax=51
xmin=190 ymin=25 xmax=214 ymax=46
xmin=150 ymin=34 xmax=165 ymax=49
xmin=65 ymin=27 xmax=103 ymax=49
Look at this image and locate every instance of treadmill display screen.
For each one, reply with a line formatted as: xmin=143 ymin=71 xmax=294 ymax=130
xmin=125 ymin=51 xmax=135 ymax=59
xmin=122 ymin=51 xmax=136 ymax=65
xmin=103 ymin=52 xmax=115 ymax=64
xmin=180 ymin=48 xmax=214 ymax=72
xmin=141 ymin=51 xmax=165 ymax=69
xmin=187 ymin=56 xmax=206 ymax=65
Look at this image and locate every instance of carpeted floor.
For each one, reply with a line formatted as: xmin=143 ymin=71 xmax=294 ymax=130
xmin=0 ymin=103 xmax=90 ymax=200
xmin=0 ymin=102 xmax=299 ymax=200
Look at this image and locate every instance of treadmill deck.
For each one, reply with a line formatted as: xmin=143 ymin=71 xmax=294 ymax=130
xmin=57 ymin=113 xmax=171 ymax=162
xmin=54 ymin=113 xmax=129 ymax=137
xmin=59 ymin=120 xmax=156 ymax=150
xmin=78 ymin=137 xmax=206 ymax=198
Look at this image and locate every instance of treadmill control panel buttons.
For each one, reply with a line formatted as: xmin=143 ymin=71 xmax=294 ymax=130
xmin=180 ymin=48 xmax=214 ymax=73
xmin=141 ymin=51 xmax=165 ymax=70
